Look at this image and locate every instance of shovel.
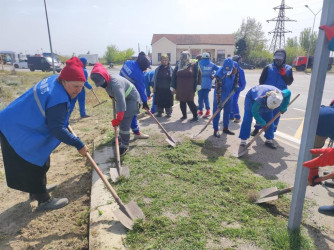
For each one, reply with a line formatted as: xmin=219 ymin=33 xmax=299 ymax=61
xmin=146 ymin=109 xmax=177 ymax=147
xmin=67 ymin=125 xmax=144 ymax=229
xmin=193 ymin=90 xmax=235 ymax=138
xmin=255 ymin=173 xmax=334 ymax=203
xmin=237 ymin=94 xmax=300 ymax=158
xmin=91 ymin=88 xmax=107 ymax=108
xmin=110 ymin=99 xmax=130 ymax=182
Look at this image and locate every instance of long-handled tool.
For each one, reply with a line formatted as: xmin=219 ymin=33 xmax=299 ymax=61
xmin=255 ymin=173 xmax=334 ymax=204
xmin=146 ymin=109 xmax=177 ymax=147
xmin=91 ymin=88 xmax=107 ymax=108
xmin=193 ymin=90 xmax=235 ymax=138
xmin=110 ymin=99 xmax=130 ymax=182
xmin=67 ymin=125 xmax=144 ymax=230
xmin=237 ymin=94 xmax=300 ymax=158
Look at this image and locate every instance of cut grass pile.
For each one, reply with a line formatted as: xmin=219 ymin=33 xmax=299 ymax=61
xmin=112 ymin=138 xmax=314 ymax=249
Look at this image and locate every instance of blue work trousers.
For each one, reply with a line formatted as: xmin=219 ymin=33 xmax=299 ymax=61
xmin=197 ymin=89 xmax=210 ymax=111
xmin=230 ymin=90 xmax=241 ymax=120
xmin=77 ymin=88 xmax=87 ymax=117
xmin=212 ymin=90 xmax=233 ymax=131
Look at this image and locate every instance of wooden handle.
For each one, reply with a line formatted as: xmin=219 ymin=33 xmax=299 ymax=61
xmin=91 ymin=89 xmax=101 ymax=104
xmin=68 ymin=125 xmax=125 ymax=207
xmin=147 ymin=110 xmax=175 ymax=143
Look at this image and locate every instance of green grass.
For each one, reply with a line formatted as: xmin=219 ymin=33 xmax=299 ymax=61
xmin=112 ymin=139 xmax=314 ymax=249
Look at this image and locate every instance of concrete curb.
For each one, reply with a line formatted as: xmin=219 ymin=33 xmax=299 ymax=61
xmin=89 ymin=146 xmax=126 ymax=249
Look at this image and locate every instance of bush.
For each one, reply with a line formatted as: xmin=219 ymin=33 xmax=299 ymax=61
xmin=247 ymin=50 xmax=272 ymax=68
xmin=104 ymin=45 xmax=135 ymax=64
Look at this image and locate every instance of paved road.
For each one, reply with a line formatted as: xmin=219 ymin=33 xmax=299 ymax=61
xmin=6 ymin=64 xmax=333 ymax=142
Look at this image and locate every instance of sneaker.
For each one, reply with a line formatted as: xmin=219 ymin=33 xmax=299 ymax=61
xmin=234 ymin=119 xmax=241 ymax=123
xmin=81 ymin=115 xmax=90 ymax=118
xmin=223 ymin=129 xmax=235 ymax=135
xmin=180 ymin=116 xmax=187 ymax=120
xmin=29 ymin=184 xmax=58 ymax=201
xmin=265 ymin=140 xmax=277 ymax=149
xmin=190 ymin=116 xmax=199 ymax=122
xmin=318 ymin=205 xmax=334 ymax=216
xmin=134 ymin=132 xmax=149 ymax=139
xmin=251 ymin=128 xmax=259 ymax=136
xmin=213 ymin=130 xmax=221 ymax=138
xmin=202 ymin=110 xmax=211 ymax=118
xmin=119 ymin=147 xmax=129 ymax=156
xmin=197 ymin=110 xmax=203 ymax=116
xmin=240 ymin=140 xmax=247 ymax=147
xmin=36 ymin=197 xmax=69 ymax=211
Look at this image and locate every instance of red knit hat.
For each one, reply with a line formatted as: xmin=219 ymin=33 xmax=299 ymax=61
xmin=59 ymin=57 xmax=85 ymax=82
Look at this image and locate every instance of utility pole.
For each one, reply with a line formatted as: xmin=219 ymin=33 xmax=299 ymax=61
xmin=267 ymin=0 xmax=296 ymax=51
xmin=304 ymin=5 xmax=321 ymax=72
xmin=288 ymin=0 xmax=333 ymax=230
xmin=44 ymin=0 xmax=55 ymax=74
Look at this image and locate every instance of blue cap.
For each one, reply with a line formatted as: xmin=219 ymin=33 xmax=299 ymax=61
xmin=222 ymin=58 xmax=234 ymax=75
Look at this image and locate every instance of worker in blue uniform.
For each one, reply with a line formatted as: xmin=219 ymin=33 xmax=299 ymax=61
xmin=239 ymin=85 xmax=291 ymax=149
xmin=0 ymin=57 xmax=89 ymax=211
xmin=230 ymin=55 xmax=246 ymax=123
xmin=198 ymin=52 xmax=219 ymax=118
xmin=251 ymin=49 xmax=293 ymax=136
xmin=212 ymin=58 xmax=239 ymax=138
xmin=120 ymin=51 xmax=151 ymax=139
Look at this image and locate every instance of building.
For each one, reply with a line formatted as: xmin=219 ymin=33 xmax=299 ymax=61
xmin=151 ymin=34 xmax=235 ymax=65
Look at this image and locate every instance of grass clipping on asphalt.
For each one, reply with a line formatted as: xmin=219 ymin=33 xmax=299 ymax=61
xmin=111 ymin=138 xmax=314 ymax=249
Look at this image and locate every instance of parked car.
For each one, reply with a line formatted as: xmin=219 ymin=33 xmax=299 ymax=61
xmin=27 ymin=56 xmax=62 ymax=72
xmin=14 ymin=59 xmax=28 ymax=69
xmin=239 ymin=62 xmax=255 ymax=70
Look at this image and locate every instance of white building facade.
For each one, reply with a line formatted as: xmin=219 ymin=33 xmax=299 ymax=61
xmin=151 ymin=34 xmax=235 ymax=65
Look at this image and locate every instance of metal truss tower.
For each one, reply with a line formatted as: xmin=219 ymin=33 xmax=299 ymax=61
xmin=267 ymin=0 xmax=296 ymax=51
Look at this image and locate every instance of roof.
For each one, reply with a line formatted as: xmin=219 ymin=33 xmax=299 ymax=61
xmin=151 ymin=34 xmax=235 ymax=45
xmin=0 ymin=51 xmax=15 ymax=54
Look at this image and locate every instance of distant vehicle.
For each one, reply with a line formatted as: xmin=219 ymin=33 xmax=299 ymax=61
xmin=292 ymin=56 xmax=333 ymax=71
xmin=27 ymin=55 xmax=62 ymax=72
xmin=109 ymin=62 xmax=114 ymax=68
xmin=14 ymin=59 xmax=28 ymax=69
xmin=239 ymin=62 xmax=255 ymax=70
xmin=78 ymin=54 xmax=99 ymax=66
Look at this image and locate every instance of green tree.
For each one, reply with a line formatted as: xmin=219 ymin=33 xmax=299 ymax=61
xmin=234 ymin=17 xmax=267 ymax=59
xmin=286 ymin=37 xmax=298 ymax=47
xmin=299 ymin=28 xmax=318 ymax=56
xmin=103 ymin=45 xmax=134 ymax=64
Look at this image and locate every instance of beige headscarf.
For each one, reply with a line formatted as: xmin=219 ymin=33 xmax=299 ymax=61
xmin=177 ymin=51 xmax=191 ymax=71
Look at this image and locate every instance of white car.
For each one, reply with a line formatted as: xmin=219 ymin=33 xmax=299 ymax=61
xmin=14 ymin=60 xmax=28 ymax=69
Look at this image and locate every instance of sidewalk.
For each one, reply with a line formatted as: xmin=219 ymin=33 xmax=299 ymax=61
xmin=89 ymin=90 xmax=334 ymax=249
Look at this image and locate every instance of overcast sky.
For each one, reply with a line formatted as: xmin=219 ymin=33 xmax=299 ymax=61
xmin=0 ymin=0 xmax=324 ymax=57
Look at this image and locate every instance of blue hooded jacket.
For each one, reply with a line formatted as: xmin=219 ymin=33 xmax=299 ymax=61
xmin=120 ymin=60 xmax=147 ymax=102
xmin=199 ymin=58 xmax=219 ymax=90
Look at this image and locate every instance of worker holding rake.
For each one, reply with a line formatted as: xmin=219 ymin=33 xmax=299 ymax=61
xmin=238 ymin=85 xmax=291 ymax=149
xmin=0 ymin=57 xmax=89 ymax=210
xmin=212 ymin=58 xmax=239 ymax=138
xmin=91 ymin=63 xmax=141 ymax=156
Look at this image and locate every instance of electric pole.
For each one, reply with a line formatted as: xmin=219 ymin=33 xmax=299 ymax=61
xmin=267 ymin=0 xmax=296 ymax=51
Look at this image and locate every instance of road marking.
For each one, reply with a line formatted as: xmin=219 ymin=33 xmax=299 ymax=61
xmin=280 ymin=117 xmax=304 ymax=121
xmin=294 ymin=119 xmax=304 ymax=139
xmin=293 ymin=108 xmax=305 ymax=112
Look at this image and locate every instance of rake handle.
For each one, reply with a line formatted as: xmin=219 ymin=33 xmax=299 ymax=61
xmin=245 ymin=94 xmax=300 ymax=149
xmin=112 ymin=99 xmax=121 ymax=173
xmin=146 ymin=109 xmax=175 ymax=143
xmin=195 ymin=90 xmax=235 ymax=137
xmin=91 ymin=88 xmax=102 ymax=104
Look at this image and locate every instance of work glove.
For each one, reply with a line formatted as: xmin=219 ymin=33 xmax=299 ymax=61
xmin=111 ymin=111 xmax=125 ymax=127
xmin=196 ymin=85 xmax=201 ymax=91
xmin=278 ymin=67 xmax=286 ymax=76
xmin=303 ymin=148 xmax=334 ymax=168
xmin=307 ymin=167 xmax=321 ymax=186
xmin=258 ymin=120 xmax=267 ymax=127
xmin=143 ymin=101 xmax=149 ymax=110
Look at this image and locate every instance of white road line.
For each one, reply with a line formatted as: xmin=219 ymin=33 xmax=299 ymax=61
xmin=293 ymin=108 xmax=305 ymax=112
